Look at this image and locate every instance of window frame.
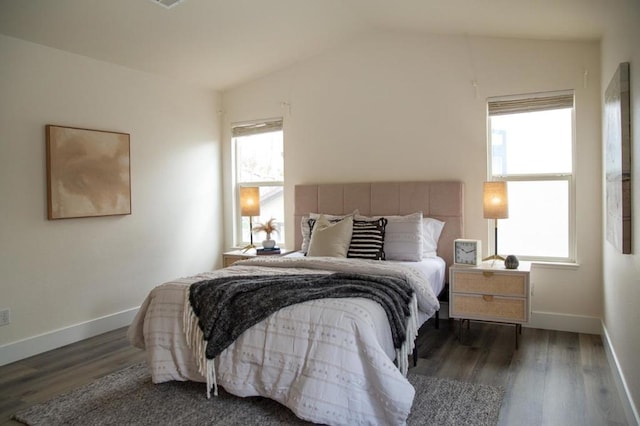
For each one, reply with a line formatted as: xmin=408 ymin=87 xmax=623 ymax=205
xmin=232 ymin=118 xmax=284 ymax=247
xmin=487 ymin=91 xmax=576 ymax=263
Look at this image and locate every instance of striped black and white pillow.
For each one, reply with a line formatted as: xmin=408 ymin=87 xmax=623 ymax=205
xmin=347 ymin=218 xmax=388 ymax=260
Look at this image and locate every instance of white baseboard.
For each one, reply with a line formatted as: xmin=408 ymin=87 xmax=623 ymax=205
xmin=0 ymin=307 xmax=139 ymax=367
xmin=442 ymin=309 xmax=600 ymax=334
xmin=527 ymin=310 xmax=601 ymax=334
xmin=601 ymin=322 xmax=640 ymax=426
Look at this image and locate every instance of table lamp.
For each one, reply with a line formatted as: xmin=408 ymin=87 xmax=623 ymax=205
xmin=483 ymin=181 xmax=508 ymax=261
xmin=240 ymin=187 xmax=260 ymax=252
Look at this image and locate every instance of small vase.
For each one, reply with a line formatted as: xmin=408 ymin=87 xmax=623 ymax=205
xmin=262 ymin=239 xmax=276 ymax=249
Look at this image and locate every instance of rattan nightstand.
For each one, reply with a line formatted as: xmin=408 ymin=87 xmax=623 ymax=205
xmin=449 ymin=262 xmax=531 ymax=348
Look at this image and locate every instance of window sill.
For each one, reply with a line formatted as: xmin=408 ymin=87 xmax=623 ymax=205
xmin=530 ymin=260 xmax=580 ymax=271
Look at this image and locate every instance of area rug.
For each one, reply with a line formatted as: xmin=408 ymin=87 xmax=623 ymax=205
xmin=13 ymin=363 xmax=504 ymax=425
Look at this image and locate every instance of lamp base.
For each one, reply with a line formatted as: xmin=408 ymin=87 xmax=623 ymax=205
xmin=482 ymin=254 xmax=505 ymax=261
xmin=242 ymin=244 xmax=256 ymax=253
xmin=483 ymin=254 xmax=505 ymax=267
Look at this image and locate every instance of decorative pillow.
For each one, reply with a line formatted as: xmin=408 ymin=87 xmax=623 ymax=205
xmin=306 ymin=217 xmax=342 ymax=250
xmin=301 ymin=210 xmax=358 ymax=253
xmin=357 ymin=212 xmax=423 ymax=261
xmin=422 ymin=217 xmax=445 ymax=258
xmin=301 ymin=215 xmax=312 ymax=253
xmin=348 ymin=218 xmax=388 ymax=260
xmin=307 ymin=215 xmax=354 ymax=257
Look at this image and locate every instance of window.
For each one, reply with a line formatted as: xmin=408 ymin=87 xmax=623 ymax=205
xmin=488 ymin=92 xmax=574 ymax=262
xmin=233 ymin=119 xmax=284 ymax=246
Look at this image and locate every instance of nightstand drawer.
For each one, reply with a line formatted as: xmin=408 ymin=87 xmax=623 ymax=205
xmin=450 ymin=294 xmax=527 ymax=323
xmin=451 ymin=271 xmax=526 ymax=297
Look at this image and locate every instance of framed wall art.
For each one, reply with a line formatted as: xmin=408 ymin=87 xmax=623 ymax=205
xmin=604 ymin=62 xmax=631 ymax=254
xmin=46 ymin=125 xmax=131 ymax=220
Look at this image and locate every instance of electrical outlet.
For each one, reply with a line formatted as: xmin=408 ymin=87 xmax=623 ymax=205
xmin=0 ymin=308 xmax=10 ymax=326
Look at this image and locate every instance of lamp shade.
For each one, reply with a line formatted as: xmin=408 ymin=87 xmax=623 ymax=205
xmin=240 ymin=187 xmax=260 ymax=217
xmin=483 ymin=181 xmax=508 ymax=219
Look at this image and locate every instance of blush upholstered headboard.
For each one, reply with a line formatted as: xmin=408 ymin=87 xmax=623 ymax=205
xmin=294 ymin=181 xmax=464 ymax=272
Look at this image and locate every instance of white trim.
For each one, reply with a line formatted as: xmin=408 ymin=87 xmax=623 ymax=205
xmin=0 ymin=307 xmax=139 ymax=367
xmin=601 ymin=322 xmax=640 ymax=426
xmin=526 ymin=310 xmax=601 ymax=334
xmin=487 ymin=92 xmax=576 ymax=264
xmin=531 ymin=261 xmax=580 ymax=271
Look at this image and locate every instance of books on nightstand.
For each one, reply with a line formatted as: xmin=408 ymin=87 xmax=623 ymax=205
xmin=256 ymin=247 xmax=281 ymax=255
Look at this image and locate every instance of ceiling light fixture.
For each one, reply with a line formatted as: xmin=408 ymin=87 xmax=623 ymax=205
xmin=148 ymin=0 xmax=185 ymax=9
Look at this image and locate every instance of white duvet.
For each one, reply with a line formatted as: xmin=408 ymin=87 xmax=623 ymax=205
xmin=127 ymin=256 xmax=440 ymax=426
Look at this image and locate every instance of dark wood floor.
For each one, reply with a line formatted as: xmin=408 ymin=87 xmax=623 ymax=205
xmin=0 ymin=320 xmax=628 ymax=425
xmin=0 ymin=328 xmax=146 ymax=425
xmin=413 ymin=319 xmax=628 ymax=426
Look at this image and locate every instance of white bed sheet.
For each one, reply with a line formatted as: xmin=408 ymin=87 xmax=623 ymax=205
xmin=128 ymin=256 xmax=440 ymax=425
xmin=387 ymin=257 xmax=446 ymax=297
xmin=286 ymin=251 xmax=446 ymax=297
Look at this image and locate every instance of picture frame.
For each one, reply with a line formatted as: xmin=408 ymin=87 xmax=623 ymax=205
xmin=604 ymin=62 xmax=632 ymax=254
xmin=46 ymin=125 xmax=131 ymax=220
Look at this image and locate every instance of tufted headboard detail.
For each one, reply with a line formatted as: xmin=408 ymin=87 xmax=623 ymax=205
xmin=294 ymin=181 xmax=464 ymax=273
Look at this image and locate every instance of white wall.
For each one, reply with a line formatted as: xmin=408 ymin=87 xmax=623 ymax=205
xmin=0 ymin=35 xmax=222 ymax=364
xmin=601 ymin=0 xmax=640 ymax=422
xmin=222 ymin=31 xmax=602 ymax=333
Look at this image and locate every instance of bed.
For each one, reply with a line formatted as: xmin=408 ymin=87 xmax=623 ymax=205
xmin=127 ymin=181 xmax=463 ymax=425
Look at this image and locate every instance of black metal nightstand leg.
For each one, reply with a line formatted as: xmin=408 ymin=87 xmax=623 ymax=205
xmin=515 ymin=323 xmax=522 ymax=350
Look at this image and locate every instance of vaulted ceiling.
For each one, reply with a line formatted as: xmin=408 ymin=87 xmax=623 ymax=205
xmin=0 ymin=0 xmax=611 ymax=91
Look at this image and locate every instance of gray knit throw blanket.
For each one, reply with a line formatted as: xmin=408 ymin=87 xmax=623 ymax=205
xmin=189 ymin=272 xmax=415 ymax=361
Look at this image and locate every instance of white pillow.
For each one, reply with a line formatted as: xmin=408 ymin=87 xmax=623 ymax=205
xmin=301 ymin=210 xmax=358 ymax=253
xmin=357 ymin=212 xmax=423 ymax=261
xmin=422 ymin=217 xmax=445 ymax=258
xmin=307 ymin=215 xmax=353 ymax=257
